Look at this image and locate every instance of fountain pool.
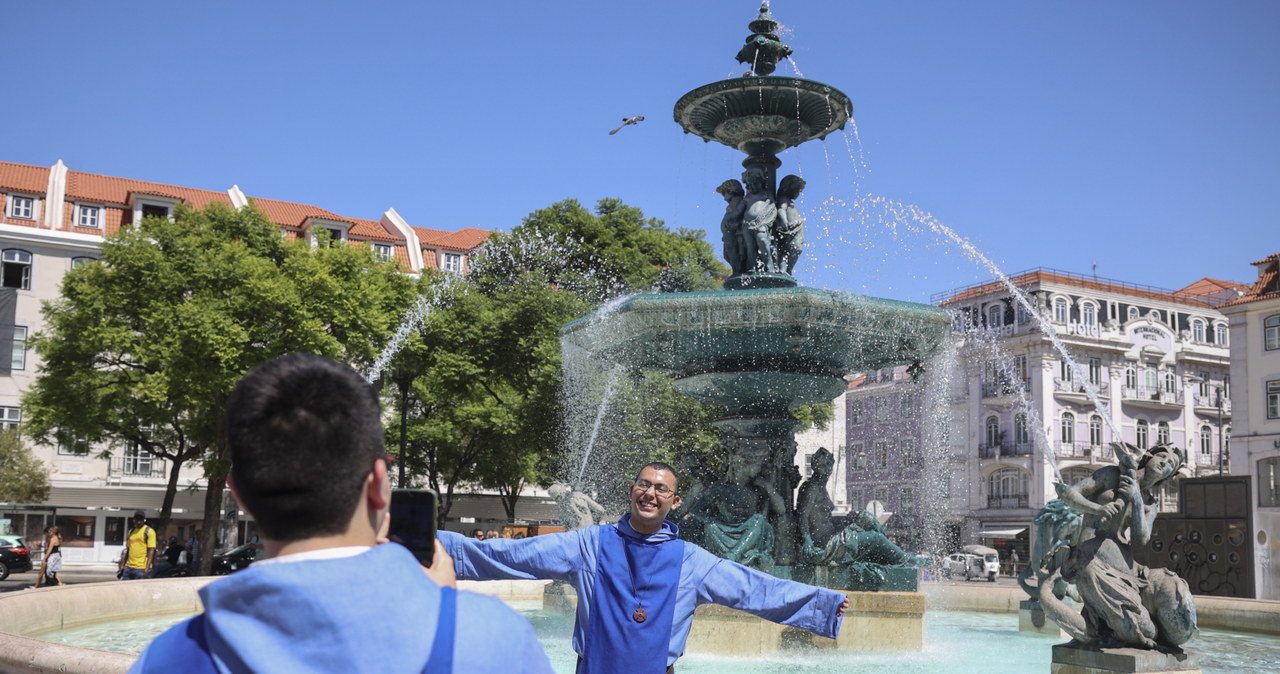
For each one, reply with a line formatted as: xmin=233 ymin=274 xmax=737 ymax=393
xmin=30 ymin=600 xmax=1280 ymax=674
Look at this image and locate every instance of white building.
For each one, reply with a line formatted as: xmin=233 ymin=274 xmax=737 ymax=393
xmin=0 ymin=159 xmax=488 ymax=562
xmin=1222 ymin=251 xmax=1280 ymax=600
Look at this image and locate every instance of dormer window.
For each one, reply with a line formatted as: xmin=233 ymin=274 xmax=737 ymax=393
xmin=1214 ymin=323 xmax=1227 ymax=346
xmin=1053 ymin=297 xmax=1069 ymax=323
xmin=305 ymin=219 xmax=351 ymax=247
xmin=443 ymin=252 xmax=462 ymax=273
xmin=6 ymin=194 xmax=37 ymax=220
xmin=76 ymin=204 xmax=102 ymax=228
xmin=373 ymin=243 xmax=393 ymax=262
xmin=130 ymin=195 xmax=180 ymax=224
xmin=1191 ymin=319 xmax=1206 ymax=343
xmin=1127 ymin=306 xmax=1139 ymax=322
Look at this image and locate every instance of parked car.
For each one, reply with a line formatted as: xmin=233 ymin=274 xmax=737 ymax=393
xmin=0 ymin=535 xmax=34 ymax=581
xmin=945 ymin=547 xmax=1000 ymax=582
xmin=211 ymin=542 xmax=261 ymax=575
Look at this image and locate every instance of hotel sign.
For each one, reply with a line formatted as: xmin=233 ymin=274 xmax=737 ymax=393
xmin=1126 ymin=324 xmax=1172 ymax=353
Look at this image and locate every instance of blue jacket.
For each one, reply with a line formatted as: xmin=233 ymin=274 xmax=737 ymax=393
xmin=440 ymin=516 xmax=844 ymax=668
xmin=130 ymin=543 xmax=552 ymax=673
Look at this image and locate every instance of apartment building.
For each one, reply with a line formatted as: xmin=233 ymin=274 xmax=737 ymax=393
xmin=0 ymin=159 xmax=488 ymax=561
xmin=1222 ymin=252 xmax=1280 ymax=599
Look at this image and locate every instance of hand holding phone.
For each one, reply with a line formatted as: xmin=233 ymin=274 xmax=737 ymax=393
xmin=388 ymin=489 xmax=439 ymax=566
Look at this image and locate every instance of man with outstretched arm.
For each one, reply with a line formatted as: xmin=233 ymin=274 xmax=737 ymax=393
xmin=131 ymin=354 xmax=552 ymax=673
xmin=439 ymin=461 xmax=849 ymax=673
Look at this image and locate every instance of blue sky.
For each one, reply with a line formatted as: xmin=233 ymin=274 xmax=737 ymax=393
xmin=7 ymin=1 xmax=1277 ymax=303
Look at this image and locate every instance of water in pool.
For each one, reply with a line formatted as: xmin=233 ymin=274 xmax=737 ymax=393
xmin=37 ymin=604 xmax=1280 ymax=673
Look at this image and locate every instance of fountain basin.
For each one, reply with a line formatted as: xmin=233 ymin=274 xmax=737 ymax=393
xmin=674 ymin=77 xmax=853 ymax=155
xmin=560 ymin=287 xmax=950 ymax=413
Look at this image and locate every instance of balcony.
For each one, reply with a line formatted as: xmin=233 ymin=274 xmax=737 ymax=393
xmin=1191 ymin=393 xmax=1231 ymax=417
xmin=1053 ymin=378 xmax=1109 ymax=403
xmin=987 ymin=495 xmax=1030 ymax=509
xmin=107 ymin=456 xmax=168 ymax=482
xmin=1056 ymin=442 xmax=1112 ymax=461
xmin=978 ymin=444 xmax=998 ymax=459
xmin=1121 ymin=386 xmax=1182 ymax=411
xmin=982 ymin=381 xmax=1029 ymax=399
xmin=979 ymin=442 xmax=1033 ymax=459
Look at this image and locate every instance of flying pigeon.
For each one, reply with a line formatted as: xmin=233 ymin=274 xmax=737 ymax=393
xmin=609 ymin=116 xmax=645 ymax=135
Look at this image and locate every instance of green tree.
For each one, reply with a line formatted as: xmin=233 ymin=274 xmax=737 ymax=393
xmin=0 ymin=429 xmax=50 ymax=504
xmin=24 ymin=203 xmax=413 ymax=569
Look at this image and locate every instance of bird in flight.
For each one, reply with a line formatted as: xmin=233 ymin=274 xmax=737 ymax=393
xmin=609 ymin=116 xmax=645 ymax=135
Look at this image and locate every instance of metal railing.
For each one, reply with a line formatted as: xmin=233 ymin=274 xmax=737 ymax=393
xmin=108 ymin=456 xmax=167 ymax=479
xmin=987 ymin=495 xmax=1030 ymax=509
xmin=1121 ymin=387 xmax=1182 ymax=404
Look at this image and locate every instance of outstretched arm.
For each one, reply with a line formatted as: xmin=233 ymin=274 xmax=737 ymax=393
xmin=694 ymin=551 xmax=845 ymax=639
xmin=438 ymin=528 xmax=592 ymax=583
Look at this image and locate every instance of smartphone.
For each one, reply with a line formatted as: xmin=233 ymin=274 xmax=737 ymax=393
xmin=388 ymin=488 xmax=438 ymax=566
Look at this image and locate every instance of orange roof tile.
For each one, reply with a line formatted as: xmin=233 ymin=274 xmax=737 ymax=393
xmin=245 ymin=196 xmax=352 ymax=229
xmin=937 ymin=269 xmax=1222 ymax=310
xmin=347 ymin=218 xmax=399 ymax=243
xmin=1221 ymin=252 xmax=1280 ymax=308
xmin=414 ymin=226 xmax=490 ymax=251
xmin=68 ymin=171 xmax=229 ymax=209
xmin=0 ymin=161 xmax=50 ymax=195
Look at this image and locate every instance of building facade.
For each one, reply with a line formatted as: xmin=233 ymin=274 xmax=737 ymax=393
xmin=1222 ymin=252 xmax=1280 ymax=600
xmin=0 ymin=159 xmax=489 ymax=562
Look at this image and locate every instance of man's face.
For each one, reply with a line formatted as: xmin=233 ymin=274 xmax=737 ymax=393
xmin=629 ymin=466 xmax=681 ymax=530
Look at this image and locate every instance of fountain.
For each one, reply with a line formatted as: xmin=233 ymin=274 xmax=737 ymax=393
xmin=559 ymin=2 xmax=950 ymax=654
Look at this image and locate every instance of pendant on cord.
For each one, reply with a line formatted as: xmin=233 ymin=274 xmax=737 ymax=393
xmin=633 ymin=607 xmax=647 ymax=623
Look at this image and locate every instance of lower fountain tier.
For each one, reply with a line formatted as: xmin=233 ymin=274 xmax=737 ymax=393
xmin=560 ymin=286 xmax=950 ymax=410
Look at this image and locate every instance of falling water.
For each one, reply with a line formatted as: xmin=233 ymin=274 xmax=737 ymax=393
xmin=575 ymin=365 xmax=624 ymax=488
xmin=365 ymin=273 xmax=462 ymax=384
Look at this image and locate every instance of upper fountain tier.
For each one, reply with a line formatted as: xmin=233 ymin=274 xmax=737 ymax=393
xmin=673 ymin=3 xmax=852 ymax=157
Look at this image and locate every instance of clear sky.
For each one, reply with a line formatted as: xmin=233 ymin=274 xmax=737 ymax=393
xmin=7 ymin=1 xmax=1277 ymax=303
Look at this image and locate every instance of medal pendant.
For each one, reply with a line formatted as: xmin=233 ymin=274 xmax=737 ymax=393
xmin=633 ymin=607 xmax=647 ymax=623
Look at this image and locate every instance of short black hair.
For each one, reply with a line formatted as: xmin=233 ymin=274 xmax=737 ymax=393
xmin=226 ymin=353 xmax=385 ymax=541
xmin=636 ymin=461 xmax=680 ymax=492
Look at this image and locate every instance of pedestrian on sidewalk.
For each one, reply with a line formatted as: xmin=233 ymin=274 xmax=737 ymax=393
xmin=118 ymin=511 xmax=156 ymax=580
xmin=34 ymin=525 xmax=63 ymax=588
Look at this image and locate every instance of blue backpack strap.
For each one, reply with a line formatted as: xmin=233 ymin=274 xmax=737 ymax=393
xmin=425 ymin=586 xmax=456 ymax=672
xmin=136 ymin=614 xmax=217 ymax=674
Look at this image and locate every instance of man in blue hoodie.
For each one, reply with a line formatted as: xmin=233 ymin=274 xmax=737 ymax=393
xmin=131 ymin=354 xmax=552 ymax=673
xmin=440 ymin=462 xmax=849 ymax=674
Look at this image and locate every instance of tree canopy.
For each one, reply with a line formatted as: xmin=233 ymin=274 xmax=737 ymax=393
xmin=0 ymin=429 xmax=50 ymax=504
xmin=24 ymin=202 xmax=413 ymax=556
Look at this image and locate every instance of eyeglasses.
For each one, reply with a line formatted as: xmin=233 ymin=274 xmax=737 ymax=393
xmin=633 ymin=479 xmax=676 ymax=499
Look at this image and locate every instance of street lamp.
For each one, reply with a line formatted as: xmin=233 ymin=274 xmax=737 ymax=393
xmin=1216 ymin=385 xmax=1225 ymax=476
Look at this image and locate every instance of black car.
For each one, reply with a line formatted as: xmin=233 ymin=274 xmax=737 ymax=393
xmin=211 ymin=542 xmax=261 ymax=575
xmin=0 ymin=535 xmax=34 ymax=581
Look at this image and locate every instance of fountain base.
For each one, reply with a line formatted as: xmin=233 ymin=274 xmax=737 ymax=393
xmin=1050 ymin=645 xmax=1201 ymax=674
xmin=686 ymin=591 xmax=925 ymax=654
xmin=1020 ymin=599 xmax=1070 ymax=637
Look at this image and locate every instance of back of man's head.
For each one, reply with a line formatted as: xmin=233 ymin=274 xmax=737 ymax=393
xmin=226 ymin=353 xmax=384 ymax=541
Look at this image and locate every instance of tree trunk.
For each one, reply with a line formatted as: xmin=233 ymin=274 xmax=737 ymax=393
xmin=198 ymin=474 xmax=224 ymax=576
xmin=155 ymin=454 xmax=185 ymax=538
xmin=397 ymin=381 xmax=409 ymax=487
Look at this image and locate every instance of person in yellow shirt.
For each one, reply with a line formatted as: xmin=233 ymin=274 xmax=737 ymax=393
xmin=119 ymin=510 xmax=157 ymax=580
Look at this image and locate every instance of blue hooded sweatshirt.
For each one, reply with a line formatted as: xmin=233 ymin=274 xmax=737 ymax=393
xmin=130 ymin=543 xmax=552 ymax=673
xmin=440 ymin=515 xmax=844 ymax=672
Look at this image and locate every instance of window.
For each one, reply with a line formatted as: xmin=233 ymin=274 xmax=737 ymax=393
xmin=1089 ymin=358 xmax=1102 ymax=385
xmin=1198 ymin=371 xmax=1210 ymax=398
xmin=1191 ymin=319 xmax=1206 ymax=343
xmin=875 ymin=442 xmax=888 ymax=469
xmin=1214 ymin=323 xmax=1227 ymax=346
xmin=1157 ymin=421 xmax=1170 ymax=445
xmin=899 ymin=487 xmax=916 ymax=517
xmin=0 ymin=406 xmax=19 ymax=430
xmin=1082 ymin=303 xmax=1097 ymax=326
xmin=1164 ymin=371 xmax=1177 ymax=394
xmin=988 ymin=468 xmax=1028 ymax=502
xmin=1061 ymin=412 xmax=1075 ymax=444
xmin=77 ymin=204 xmax=101 ymax=228
xmin=1060 ymin=359 xmax=1073 ymax=383
xmin=901 ymin=439 xmax=918 ymax=463
xmin=1199 ymin=426 xmax=1212 ymax=457
xmin=1014 ymin=413 xmax=1029 ymax=445
xmin=987 ymin=305 xmax=1003 ymax=327
xmin=900 ymin=394 xmax=915 ymax=417
xmin=443 ymin=252 xmax=462 ymax=273
xmin=873 ymin=486 xmax=889 ymax=504
xmin=1266 ymin=315 xmax=1280 ymax=351
xmin=7 ymin=195 xmax=35 ymax=219
xmin=373 ymin=243 xmax=393 ymax=262
xmin=1 ymin=249 xmax=32 ymax=290
xmin=57 ymin=435 xmax=89 ymax=456
xmin=848 ymin=488 xmax=864 ymax=511
xmin=1145 ymin=368 xmax=1158 ymax=394
xmin=849 ymin=402 xmax=862 ymax=426
xmin=1053 ymin=298 xmax=1069 ymax=323
xmin=1268 ymin=380 xmax=1280 ymax=420
xmin=1061 ymin=467 xmax=1092 ymax=486
xmin=1016 ymin=355 xmax=1028 ymax=382
xmin=10 ymin=326 xmax=26 ymax=370
xmin=851 ymin=443 xmax=865 ymax=470
xmin=1127 ymin=306 xmax=1140 ymax=322
xmin=985 ymin=416 xmax=1001 ymax=448
xmin=1125 ymin=365 xmax=1137 ymax=390
xmin=1136 ymin=419 xmax=1149 ymax=449
xmin=1016 ymin=304 xmax=1030 ymax=324
xmin=140 ymin=203 xmax=171 ymax=220
xmin=122 ymin=445 xmax=155 ymax=476
xmin=1259 ymin=457 xmax=1280 ymax=507
xmin=1089 ymin=415 xmax=1103 ymax=447
xmin=71 ymin=256 xmax=96 ymax=269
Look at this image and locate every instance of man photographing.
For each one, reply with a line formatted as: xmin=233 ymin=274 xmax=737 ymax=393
xmin=131 ymin=354 xmax=551 ymax=673
xmin=440 ymin=462 xmax=849 ymax=673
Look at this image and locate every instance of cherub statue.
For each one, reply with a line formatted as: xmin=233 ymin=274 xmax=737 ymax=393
xmin=715 ymin=179 xmax=747 ymax=275
xmin=1039 ymin=443 xmax=1197 ymax=650
xmin=739 ymin=167 xmax=776 ymax=273
xmin=548 ymin=482 xmax=607 ymax=531
xmin=688 ymin=447 xmax=776 ymax=569
xmin=773 ymin=174 xmax=806 ymax=275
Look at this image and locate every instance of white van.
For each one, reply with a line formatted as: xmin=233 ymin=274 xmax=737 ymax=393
xmin=962 ymin=544 xmax=1000 ymax=582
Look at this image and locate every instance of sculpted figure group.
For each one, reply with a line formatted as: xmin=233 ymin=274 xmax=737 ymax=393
xmin=1022 ymin=442 xmax=1198 ymax=651
xmin=718 ymin=167 xmax=806 ymax=276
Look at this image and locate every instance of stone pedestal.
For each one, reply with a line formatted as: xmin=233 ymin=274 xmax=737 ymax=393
xmin=684 ymin=591 xmax=924 ymax=656
xmin=1020 ymin=599 xmax=1068 ymax=637
xmin=1050 ymin=645 xmax=1200 ymax=674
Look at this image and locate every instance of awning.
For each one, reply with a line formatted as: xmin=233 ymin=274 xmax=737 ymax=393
xmin=976 ymin=527 xmax=1027 ymax=538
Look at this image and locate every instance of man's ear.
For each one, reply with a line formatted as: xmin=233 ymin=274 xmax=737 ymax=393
xmin=368 ymin=458 xmax=391 ymax=511
xmin=226 ymin=474 xmax=249 ymax=514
